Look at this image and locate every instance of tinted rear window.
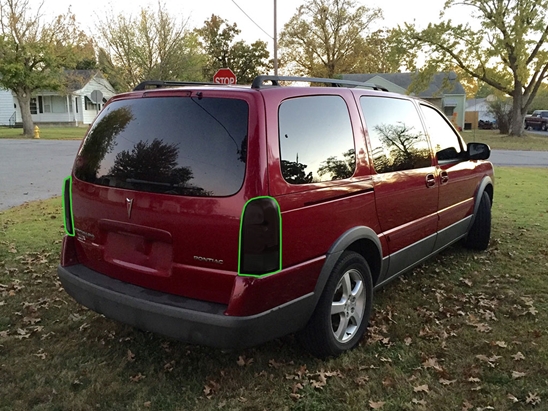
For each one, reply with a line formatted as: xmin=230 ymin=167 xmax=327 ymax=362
xmin=74 ymin=96 xmax=248 ymax=197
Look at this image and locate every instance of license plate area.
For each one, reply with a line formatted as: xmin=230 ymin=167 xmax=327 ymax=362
xmin=100 ymin=220 xmax=173 ymax=277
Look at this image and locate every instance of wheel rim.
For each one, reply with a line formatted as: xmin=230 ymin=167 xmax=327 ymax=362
xmin=330 ymin=268 xmax=366 ymax=343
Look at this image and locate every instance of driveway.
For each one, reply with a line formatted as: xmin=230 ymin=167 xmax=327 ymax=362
xmin=1 ymin=140 xmax=548 ymax=211
xmin=0 ymin=139 xmax=82 ymax=211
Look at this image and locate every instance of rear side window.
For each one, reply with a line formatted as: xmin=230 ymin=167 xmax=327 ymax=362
xmin=279 ymin=95 xmax=355 ymax=184
xmin=74 ymin=96 xmax=248 ymax=197
xmin=360 ymin=97 xmax=431 ymax=173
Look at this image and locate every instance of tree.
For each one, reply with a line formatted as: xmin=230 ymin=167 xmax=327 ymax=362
xmin=486 ymin=97 xmax=513 ymax=134
xmin=399 ymin=0 xmax=548 ymax=136
xmin=361 ymin=29 xmax=415 ymax=74
xmin=278 ymin=0 xmax=382 ymax=78
xmin=95 ymin=2 xmax=205 ymax=91
xmin=317 ymin=149 xmax=355 ymax=180
xmin=528 ymin=83 xmax=548 ymax=112
xmin=75 ymin=107 xmax=134 ymax=182
xmin=195 ymin=15 xmax=270 ymax=84
xmin=475 ymin=81 xmax=498 ymax=98
xmin=0 ymin=0 xmax=91 ymax=136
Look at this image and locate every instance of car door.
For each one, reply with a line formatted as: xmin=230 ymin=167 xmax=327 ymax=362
xmin=360 ymin=96 xmax=438 ymax=280
xmin=419 ymin=103 xmax=480 ymax=251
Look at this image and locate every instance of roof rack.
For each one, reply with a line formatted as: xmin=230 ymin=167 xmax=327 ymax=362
xmin=133 ymin=80 xmax=217 ymax=91
xmin=251 ymin=75 xmax=389 ymax=91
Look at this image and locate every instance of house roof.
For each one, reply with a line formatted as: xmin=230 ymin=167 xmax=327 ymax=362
xmin=64 ymin=70 xmax=105 ymax=92
xmin=341 ymin=72 xmax=466 ymax=97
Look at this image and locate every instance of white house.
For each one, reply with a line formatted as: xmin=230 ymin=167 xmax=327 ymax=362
xmin=465 ymin=97 xmax=497 ymax=122
xmin=0 ymin=87 xmax=15 ymax=126
xmin=3 ymin=70 xmax=116 ymax=127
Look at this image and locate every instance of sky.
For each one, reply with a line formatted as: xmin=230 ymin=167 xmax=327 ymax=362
xmin=47 ymin=0 xmax=462 ymax=55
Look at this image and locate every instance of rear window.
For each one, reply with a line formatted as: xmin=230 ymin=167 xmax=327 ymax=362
xmin=74 ymin=96 xmax=248 ymax=197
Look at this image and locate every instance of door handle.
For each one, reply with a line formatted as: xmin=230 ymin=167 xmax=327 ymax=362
xmin=425 ymin=174 xmax=436 ymax=188
xmin=440 ymin=171 xmax=449 ymax=185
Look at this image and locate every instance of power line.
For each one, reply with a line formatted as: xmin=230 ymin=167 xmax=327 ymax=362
xmin=230 ymin=0 xmax=273 ymax=40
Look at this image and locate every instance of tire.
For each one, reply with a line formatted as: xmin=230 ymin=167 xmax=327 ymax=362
xmin=542 ymin=123 xmax=547 ymax=132
xmin=298 ymin=251 xmax=373 ymax=358
xmin=463 ymin=191 xmax=491 ymax=250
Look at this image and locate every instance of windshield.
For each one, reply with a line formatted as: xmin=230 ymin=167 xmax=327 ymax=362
xmin=74 ymin=96 xmax=249 ymax=197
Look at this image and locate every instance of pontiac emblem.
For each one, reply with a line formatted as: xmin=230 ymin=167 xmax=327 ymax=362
xmin=126 ymin=198 xmax=134 ymax=219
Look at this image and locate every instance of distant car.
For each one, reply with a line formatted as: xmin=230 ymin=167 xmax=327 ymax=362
xmin=478 ymin=119 xmax=495 ymax=129
xmin=525 ymin=110 xmax=548 ymax=131
xmin=58 ymin=75 xmax=494 ymax=358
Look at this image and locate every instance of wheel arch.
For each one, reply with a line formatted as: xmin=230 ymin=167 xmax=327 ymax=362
xmin=469 ymin=176 xmax=494 ymax=230
xmin=312 ymin=226 xmax=382 ymax=308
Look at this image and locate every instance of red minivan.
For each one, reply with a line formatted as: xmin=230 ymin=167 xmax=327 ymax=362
xmin=58 ymin=76 xmax=494 ymax=357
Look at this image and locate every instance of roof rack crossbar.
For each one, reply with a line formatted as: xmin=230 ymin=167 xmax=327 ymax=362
xmin=133 ymin=80 xmax=218 ymax=91
xmin=251 ymin=75 xmax=389 ymax=92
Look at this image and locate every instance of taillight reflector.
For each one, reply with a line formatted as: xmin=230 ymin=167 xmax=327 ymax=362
xmin=63 ymin=176 xmax=75 ymax=236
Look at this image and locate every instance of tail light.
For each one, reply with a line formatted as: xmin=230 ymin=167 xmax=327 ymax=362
xmin=239 ymin=197 xmax=282 ymax=277
xmin=63 ymin=176 xmax=75 ymax=236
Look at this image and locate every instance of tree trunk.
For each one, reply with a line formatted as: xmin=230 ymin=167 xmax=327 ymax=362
xmin=14 ymin=89 xmax=35 ymax=137
xmin=509 ymin=87 xmax=524 ymax=137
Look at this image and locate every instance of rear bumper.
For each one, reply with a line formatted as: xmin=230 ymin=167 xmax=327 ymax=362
xmin=57 ymin=264 xmax=314 ymax=349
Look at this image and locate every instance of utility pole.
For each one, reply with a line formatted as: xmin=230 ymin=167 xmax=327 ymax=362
xmin=274 ymin=0 xmax=278 ymax=76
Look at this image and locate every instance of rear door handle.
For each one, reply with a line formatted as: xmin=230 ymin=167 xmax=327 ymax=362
xmin=440 ymin=171 xmax=449 ymax=185
xmin=426 ymin=174 xmax=436 ymax=188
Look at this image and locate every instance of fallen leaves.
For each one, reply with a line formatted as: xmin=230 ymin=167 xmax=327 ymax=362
xmin=475 ymin=354 xmax=502 ymax=367
xmin=520 ymin=297 xmax=538 ymax=316
xmin=285 ymin=366 xmax=344 ymax=399
xmin=526 ymin=392 xmax=541 ymax=406
xmin=413 ymin=384 xmax=429 ymax=393
xmin=33 ymin=349 xmax=47 ymax=360
xmin=507 ymin=394 xmax=519 ymax=403
xmin=369 ymin=400 xmax=385 ymax=409
xmin=511 ymin=370 xmax=526 ymax=380
xmin=129 ymin=373 xmax=145 ymax=383
xmin=203 ymin=380 xmax=220 ymax=398
xmin=236 ymin=355 xmax=253 ymax=367
xmin=512 ymin=352 xmax=525 ymax=361
xmin=422 ymin=357 xmax=443 ymax=372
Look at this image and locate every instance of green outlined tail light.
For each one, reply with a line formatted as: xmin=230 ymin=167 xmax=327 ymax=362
xmin=63 ymin=176 xmax=75 ymax=236
xmin=238 ymin=197 xmax=282 ymax=277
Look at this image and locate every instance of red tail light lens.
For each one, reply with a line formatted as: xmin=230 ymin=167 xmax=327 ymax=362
xmin=239 ymin=197 xmax=282 ymax=277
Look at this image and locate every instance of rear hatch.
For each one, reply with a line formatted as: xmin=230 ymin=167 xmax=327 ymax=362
xmin=70 ymin=89 xmax=256 ymax=304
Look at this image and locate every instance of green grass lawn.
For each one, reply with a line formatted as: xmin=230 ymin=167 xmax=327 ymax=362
xmin=1 ymin=168 xmax=547 ymax=410
xmin=461 ymin=129 xmax=548 ymax=151
xmin=0 ymin=126 xmax=87 ymax=140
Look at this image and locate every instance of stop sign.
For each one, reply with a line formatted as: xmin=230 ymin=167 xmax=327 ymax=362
xmin=213 ymin=68 xmax=237 ymax=85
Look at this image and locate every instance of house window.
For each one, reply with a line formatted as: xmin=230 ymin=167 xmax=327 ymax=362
xmin=84 ymin=96 xmax=99 ymax=111
xmin=51 ymin=96 xmax=67 ymax=113
xmin=42 ymin=96 xmax=52 ymax=113
xmin=30 ymin=98 xmax=38 ymax=115
xmin=75 ymin=97 xmax=78 ymax=113
xmin=443 ymin=106 xmax=455 ymax=116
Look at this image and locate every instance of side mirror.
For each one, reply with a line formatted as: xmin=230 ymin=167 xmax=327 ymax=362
xmin=467 ymin=142 xmax=491 ymax=160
